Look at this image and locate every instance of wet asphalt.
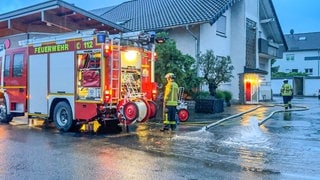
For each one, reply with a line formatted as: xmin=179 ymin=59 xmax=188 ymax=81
xmin=1 ymin=96 xmax=319 ymax=179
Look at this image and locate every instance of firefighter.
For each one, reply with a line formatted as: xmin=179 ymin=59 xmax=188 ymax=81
xmin=161 ymin=73 xmax=179 ymax=131
xmin=280 ymin=79 xmax=293 ymax=110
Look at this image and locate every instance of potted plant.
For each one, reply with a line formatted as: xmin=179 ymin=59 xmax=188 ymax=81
xmin=197 ymin=50 xmax=234 ymax=98
xmin=194 ymin=50 xmax=234 ymax=113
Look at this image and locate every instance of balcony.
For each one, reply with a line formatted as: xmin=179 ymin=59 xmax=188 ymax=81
xmin=258 ymin=38 xmax=283 ymax=58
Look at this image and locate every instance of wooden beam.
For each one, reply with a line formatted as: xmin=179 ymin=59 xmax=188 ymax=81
xmin=27 ymin=24 xmax=68 ymax=33
xmin=7 ymin=20 xmax=27 ymax=33
xmin=41 ymin=11 xmax=80 ymax=31
xmin=0 ymin=28 xmax=23 ymax=37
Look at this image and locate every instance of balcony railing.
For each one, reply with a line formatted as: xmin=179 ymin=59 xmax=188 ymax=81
xmin=258 ymin=38 xmax=283 ymax=58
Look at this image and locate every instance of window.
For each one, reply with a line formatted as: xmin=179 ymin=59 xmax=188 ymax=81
xmin=298 ymin=36 xmax=306 ymax=41
xmin=4 ymin=55 xmax=10 ymax=77
xmin=216 ymin=15 xmax=226 ymax=35
xmin=286 ymin=54 xmax=294 ymax=61
xmin=13 ymin=53 xmax=24 ymax=77
xmin=305 ymin=68 xmax=313 ymax=75
xmin=292 ymin=69 xmax=298 ymax=73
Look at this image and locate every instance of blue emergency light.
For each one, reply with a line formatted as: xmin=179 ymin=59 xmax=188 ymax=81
xmin=97 ymin=33 xmax=106 ymax=43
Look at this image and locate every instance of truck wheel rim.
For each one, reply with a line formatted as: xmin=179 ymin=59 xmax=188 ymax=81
xmin=56 ymin=108 xmax=69 ymax=126
xmin=0 ymin=103 xmax=7 ymax=120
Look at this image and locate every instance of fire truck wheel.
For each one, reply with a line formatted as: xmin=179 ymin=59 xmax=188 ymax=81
xmin=123 ymin=101 xmax=139 ymax=125
xmin=0 ymin=98 xmax=13 ymax=123
xmin=53 ymin=101 xmax=73 ymax=132
xmin=177 ymin=108 xmax=189 ymax=122
xmin=148 ymin=100 xmax=157 ymax=119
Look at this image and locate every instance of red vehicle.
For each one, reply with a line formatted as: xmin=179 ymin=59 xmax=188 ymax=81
xmin=0 ymin=29 xmax=158 ymax=131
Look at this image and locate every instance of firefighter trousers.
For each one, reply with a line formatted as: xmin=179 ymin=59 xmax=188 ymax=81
xmin=162 ymin=105 xmax=177 ymax=130
xmin=282 ymin=95 xmax=292 ymax=109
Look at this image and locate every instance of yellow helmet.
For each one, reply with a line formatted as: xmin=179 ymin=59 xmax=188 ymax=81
xmin=165 ymin=73 xmax=175 ymax=79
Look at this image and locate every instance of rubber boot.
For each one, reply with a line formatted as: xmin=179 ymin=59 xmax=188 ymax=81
xmin=160 ymin=125 xmax=169 ymax=132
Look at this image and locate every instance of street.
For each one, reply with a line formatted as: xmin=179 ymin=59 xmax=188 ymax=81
xmin=0 ymin=97 xmax=319 ymax=179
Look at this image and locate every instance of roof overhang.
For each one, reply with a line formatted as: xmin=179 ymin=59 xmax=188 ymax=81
xmin=0 ymin=0 xmax=130 ymax=38
xmin=259 ymin=0 xmax=288 ymax=51
xmin=244 ymin=67 xmax=268 ymax=75
xmin=209 ymin=0 xmax=240 ymax=25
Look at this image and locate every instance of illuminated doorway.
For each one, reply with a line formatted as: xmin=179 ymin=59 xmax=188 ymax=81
xmin=244 ymin=73 xmax=260 ymax=104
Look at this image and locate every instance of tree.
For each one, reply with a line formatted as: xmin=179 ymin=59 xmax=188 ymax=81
xmin=198 ymin=50 xmax=234 ymax=97
xmin=154 ymin=32 xmax=200 ymax=98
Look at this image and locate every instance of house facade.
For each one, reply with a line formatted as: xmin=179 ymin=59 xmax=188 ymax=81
xmin=98 ymin=0 xmax=286 ymax=104
xmin=272 ymin=32 xmax=320 ymax=97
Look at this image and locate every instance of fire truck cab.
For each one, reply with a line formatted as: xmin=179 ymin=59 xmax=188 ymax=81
xmin=0 ymin=29 xmax=158 ymax=132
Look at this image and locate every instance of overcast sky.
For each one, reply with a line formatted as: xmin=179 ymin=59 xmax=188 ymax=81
xmin=0 ymin=0 xmax=319 ymax=34
xmin=272 ymin=0 xmax=320 ymax=34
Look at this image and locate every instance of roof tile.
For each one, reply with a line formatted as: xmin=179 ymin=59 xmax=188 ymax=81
xmin=95 ymin=0 xmax=240 ymax=31
xmin=285 ymin=32 xmax=320 ymax=51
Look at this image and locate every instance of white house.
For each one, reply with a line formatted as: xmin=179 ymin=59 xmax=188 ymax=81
xmin=0 ymin=0 xmax=287 ymax=104
xmin=272 ymin=32 xmax=320 ymax=96
xmin=98 ymin=0 xmax=286 ymax=104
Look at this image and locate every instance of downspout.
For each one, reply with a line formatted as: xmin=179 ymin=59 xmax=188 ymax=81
xmin=318 ymin=48 xmax=320 ymax=77
xmin=0 ymin=44 xmax=5 ymax=89
xmin=185 ymin=25 xmax=200 ymax=75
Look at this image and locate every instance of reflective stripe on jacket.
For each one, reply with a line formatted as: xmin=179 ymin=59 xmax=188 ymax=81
xmin=164 ymin=81 xmax=179 ymax=106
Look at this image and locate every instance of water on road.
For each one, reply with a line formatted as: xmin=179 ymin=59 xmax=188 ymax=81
xmin=0 ymin=97 xmax=319 ymax=179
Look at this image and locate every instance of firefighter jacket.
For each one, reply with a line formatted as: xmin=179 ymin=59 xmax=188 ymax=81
xmin=281 ymin=83 xmax=292 ymax=96
xmin=164 ymin=81 xmax=179 ymax=106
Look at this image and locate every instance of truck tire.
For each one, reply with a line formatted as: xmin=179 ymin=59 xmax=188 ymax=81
xmin=0 ymin=98 xmax=13 ymax=123
xmin=53 ymin=101 xmax=73 ymax=132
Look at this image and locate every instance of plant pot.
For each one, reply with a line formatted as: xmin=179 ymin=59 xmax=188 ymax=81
xmin=195 ymin=98 xmax=224 ymax=113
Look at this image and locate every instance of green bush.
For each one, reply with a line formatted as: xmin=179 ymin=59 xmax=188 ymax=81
xmin=222 ymin=90 xmax=232 ymax=101
xmin=194 ymin=90 xmax=232 ymax=101
xmin=195 ymin=91 xmax=210 ymax=99
xmin=215 ymin=90 xmax=225 ymax=99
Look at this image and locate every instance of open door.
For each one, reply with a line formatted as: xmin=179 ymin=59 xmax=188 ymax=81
xmin=293 ymin=77 xmax=303 ymax=95
xmin=244 ymin=73 xmax=259 ymax=104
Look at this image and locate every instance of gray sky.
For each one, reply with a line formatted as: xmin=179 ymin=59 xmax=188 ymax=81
xmin=0 ymin=0 xmax=319 ymax=34
xmin=272 ymin=0 xmax=320 ymax=34
xmin=0 ymin=0 xmax=128 ymax=12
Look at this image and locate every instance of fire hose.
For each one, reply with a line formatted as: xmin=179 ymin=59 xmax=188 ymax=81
xmin=202 ymin=104 xmax=309 ymax=131
xmin=258 ymin=104 xmax=309 ymax=126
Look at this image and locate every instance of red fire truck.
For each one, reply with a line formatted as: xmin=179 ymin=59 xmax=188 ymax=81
xmin=0 ymin=29 xmax=158 ymax=131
